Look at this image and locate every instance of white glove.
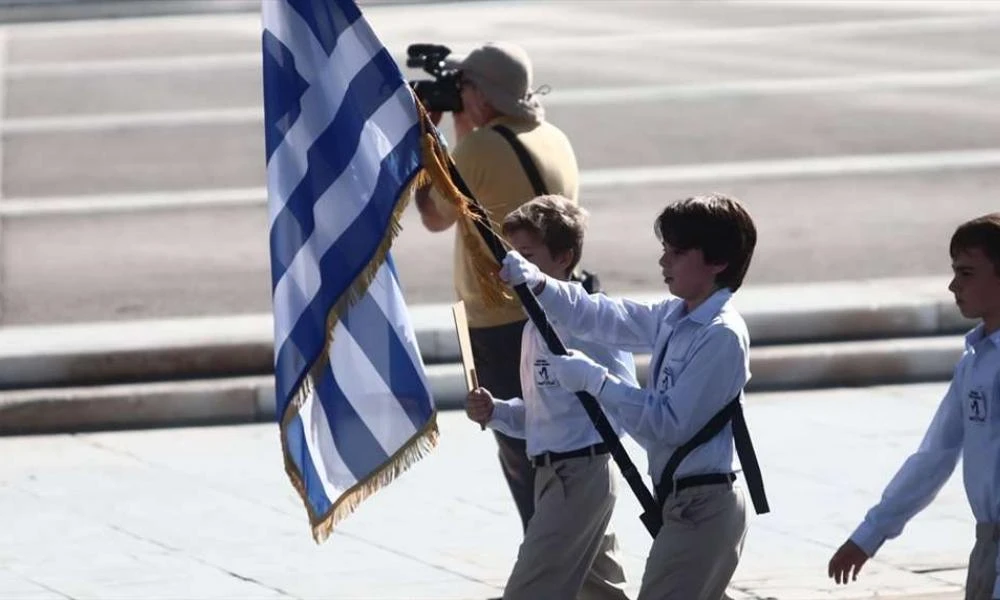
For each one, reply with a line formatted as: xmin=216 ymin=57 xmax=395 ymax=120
xmin=499 ymin=251 xmax=543 ymax=288
xmin=547 ymin=350 xmax=609 ymax=397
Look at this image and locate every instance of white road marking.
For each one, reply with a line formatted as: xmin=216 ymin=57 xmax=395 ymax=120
xmin=4 ymin=67 xmax=1000 ymax=134
xmin=725 ymin=0 xmax=1000 ymax=13
xmin=0 ymin=187 xmax=265 ymax=217
xmin=5 ymin=14 xmax=997 ymax=79
xmin=0 ymin=30 xmax=7 ymax=321
xmin=2 ymin=107 xmax=262 ymax=133
xmin=5 ymin=52 xmax=259 ymax=78
xmin=580 ymin=149 xmax=1000 ymax=188
xmin=546 ymin=68 xmax=1000 ymax=105
xmin=4 ymin=149 xmax=999 ymax=217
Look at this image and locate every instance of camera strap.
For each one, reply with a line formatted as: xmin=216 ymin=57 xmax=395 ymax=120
xmin=492 ymin=125 xmax=548 ymax=196
xmin=493 ymin=124 xmax=605 ymax=294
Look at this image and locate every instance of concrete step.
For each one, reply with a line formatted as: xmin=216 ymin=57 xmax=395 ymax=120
xmin=0 ymin=333 xmax=964 ymax=435
xmin=0 ymin=276 xmax=973 ymax=391
xmin=0 ymin=375 xmax=273 ymax=434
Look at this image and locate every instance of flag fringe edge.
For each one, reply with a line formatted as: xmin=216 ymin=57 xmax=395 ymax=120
xmin=316 ymin=412 xmax=438 ymax=542
xmin=285 ymin=409 xmax=440 ymax=544
xmin=278 ymin=147 xmax=436 ymax=543
xmin=276 ymin=94 xmax=510 ymax=543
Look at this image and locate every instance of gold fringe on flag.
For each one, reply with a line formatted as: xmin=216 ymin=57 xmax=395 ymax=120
xmin=279 ymin=171 xmax=440 ymax=544
xmin=282 ymin=398 xmax=440 ymax=544
xmin=410 ymin=103 xmax=513 ymax=309
xmin=279 ymin=96 xmax=513 ymax=544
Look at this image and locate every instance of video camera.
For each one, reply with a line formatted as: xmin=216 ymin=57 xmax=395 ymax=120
xmin=406 ymin=43 xmax=463 ymax=113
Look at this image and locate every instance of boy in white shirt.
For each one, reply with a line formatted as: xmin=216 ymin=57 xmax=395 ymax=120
xmin=499 ymin=193 xmax=768 ymax=600
xmin=828 ymin=213 xmax=1000 ymax=600
xmin=465 ymin=194 xmax=636 ymax=600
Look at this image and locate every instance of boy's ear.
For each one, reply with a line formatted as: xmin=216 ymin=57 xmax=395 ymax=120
xmin=557 ymin=249 xmax=575 ymax=274
xmin=710 ymin=261 xmax=729 ymax=276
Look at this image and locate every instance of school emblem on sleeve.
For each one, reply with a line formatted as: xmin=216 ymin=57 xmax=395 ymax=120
xmin=534 ymin=359 xmax=558 ymax=387
xmin=656 ymin=365 xmax=674 ymax=392
xmin=968 ymin=388 xmax=987 ymax=423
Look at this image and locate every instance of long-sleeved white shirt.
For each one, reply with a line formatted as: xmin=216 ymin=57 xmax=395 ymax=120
xmin=851 ymin=324 xmax=1000 ymax=597
xmin=488 ymin=315 xmax=636 ymax=457
xmin=534 ymin=280 xmax=750 ymax=486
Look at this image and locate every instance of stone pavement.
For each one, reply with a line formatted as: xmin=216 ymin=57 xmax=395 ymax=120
xmin=0 ymin=383 xmax=973 ymax=600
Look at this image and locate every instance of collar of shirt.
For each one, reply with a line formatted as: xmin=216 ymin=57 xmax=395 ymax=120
xmin=964 ymin=323 xmax=1000 ymax=350
xmin=665 ymin=287 xmax=733 ymax=327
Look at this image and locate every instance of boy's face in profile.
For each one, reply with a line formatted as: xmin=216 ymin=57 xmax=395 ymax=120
xmin=949 ymin=247 xmax=1000 ymax=327
xmin=659 ymin=242 xmax=726 ymax=306
xmin=507 ymin=228 xmax=572 ymax=281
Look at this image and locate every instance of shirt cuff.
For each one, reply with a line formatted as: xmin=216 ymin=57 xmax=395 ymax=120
xmin=596 ymin=373 xmax=642 ymax=407
xmin=536 ymin=276 xmax=559 ymax=303
xmin=850 ymin=521 xmax=886 ymax=557
xmin=487 ymin=400 xmax=510 ymax=429
xmin=487 ymin=400 xmax=524 ymax=438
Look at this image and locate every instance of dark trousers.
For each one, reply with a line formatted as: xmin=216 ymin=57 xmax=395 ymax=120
xmin=470 ymin=319 xmax=535 ymax=532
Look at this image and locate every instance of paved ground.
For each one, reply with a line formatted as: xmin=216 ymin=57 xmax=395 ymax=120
xmin=0 ymin=382 xmax=975 ymax=599
xmin=0 ymin=1 xmax=999 ymax=324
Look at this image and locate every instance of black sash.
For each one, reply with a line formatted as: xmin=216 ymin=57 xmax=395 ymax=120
xmin=656 ymin=394 xmax=770 ymax=515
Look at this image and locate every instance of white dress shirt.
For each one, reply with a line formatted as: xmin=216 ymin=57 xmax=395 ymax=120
xmin=851 ymin=324 xmax=1000 ymax=597
xmin=535 ymin=281 xmax=751 ymax=486
xmin=488 ymin=313 xmax=636 ymax=457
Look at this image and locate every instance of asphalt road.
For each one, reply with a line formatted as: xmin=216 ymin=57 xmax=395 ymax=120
xmin=2 ymin=0 xmax=1000 ymax=325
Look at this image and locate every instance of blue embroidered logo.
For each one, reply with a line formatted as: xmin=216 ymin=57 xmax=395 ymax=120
xmin=535 ymin=359 xmax=558 ymax=387
xmin=657 ymin=365 xmax=674 ymax=391
xmin=968 ymin=388 xmax=987 ymax=423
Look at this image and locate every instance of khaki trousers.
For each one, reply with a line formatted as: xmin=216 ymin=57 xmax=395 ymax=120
xmin=966 ymin=522 xmax=999 ymax=600
xmin=503 ymin=454 xmax=628 ymax=600
xmin=637 ymin=483 xmax=748 ymax=600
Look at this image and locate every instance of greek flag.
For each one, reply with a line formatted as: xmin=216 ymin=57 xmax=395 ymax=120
xmin=263 ymin=0 xmax=437 ymax=542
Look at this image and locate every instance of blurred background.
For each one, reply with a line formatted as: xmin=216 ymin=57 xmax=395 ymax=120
xmin=0 ymin=0 xmax=998 ymax=327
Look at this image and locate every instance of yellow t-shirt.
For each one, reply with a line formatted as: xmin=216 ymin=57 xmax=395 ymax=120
xmin=431 ymin=115 xmax=579 ymax=328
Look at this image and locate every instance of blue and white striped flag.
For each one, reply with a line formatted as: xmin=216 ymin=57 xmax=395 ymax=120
xmin=262 ymin=0 xmax=437 ymax=542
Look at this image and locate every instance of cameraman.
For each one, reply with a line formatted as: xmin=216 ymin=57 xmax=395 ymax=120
xmin=414 ymin=42 xmax=579 ymax=533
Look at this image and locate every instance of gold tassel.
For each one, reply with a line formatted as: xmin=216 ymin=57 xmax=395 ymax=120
xmin=414 ymin=107 xmax=513 ymax=308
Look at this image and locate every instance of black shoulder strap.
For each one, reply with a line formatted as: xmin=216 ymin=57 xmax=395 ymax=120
xmin=492 ymin=125 xmax=548 ymax=196
xmin=658 ymin=398 xmax=740 ymax=490
xmin=731 ymin=402 xmax=769 ymax=514
xmin=656 ymin=395 xmax=770 ymax=515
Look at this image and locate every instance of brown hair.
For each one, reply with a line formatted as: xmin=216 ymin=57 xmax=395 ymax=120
xmin=950 ymin=213 xmax=1000 ymax=275
xmin=654 ymin=193 xmax=757 ymax=292
xmin=502 ymin=195 xmax=588 ymax=275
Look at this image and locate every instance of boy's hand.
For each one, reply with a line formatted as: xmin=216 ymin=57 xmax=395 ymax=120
xmin=465 ymin=387 xmax=495 ymax=427
xmin=547 ymin=350 xmax=608 ymax=397
xmin=499 ymin=251 xmax=543 ymax=289
xmin=828 ymin=540 xmax=869 ymax=584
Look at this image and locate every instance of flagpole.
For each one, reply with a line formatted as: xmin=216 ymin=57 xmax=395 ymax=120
xmin=434 ymin=125 xmax=663 ymax=538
